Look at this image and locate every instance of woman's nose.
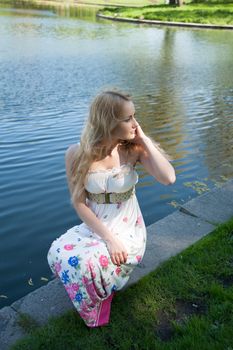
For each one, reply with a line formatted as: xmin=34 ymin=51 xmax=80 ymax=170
xmin=132 ymin=118 xmax=138 ymax=128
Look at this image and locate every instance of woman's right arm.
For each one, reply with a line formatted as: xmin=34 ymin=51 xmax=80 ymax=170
xmin=65 ymin=145 xmax=128 ymax=265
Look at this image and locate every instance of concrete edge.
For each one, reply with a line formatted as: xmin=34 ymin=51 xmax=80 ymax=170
xmin=97 ymin=13 xmax=233 ymax=30
xmin=6 ymin=0 xmax=233 ymax=29
xmin=1 ymin=178 xmax=233 ymax=349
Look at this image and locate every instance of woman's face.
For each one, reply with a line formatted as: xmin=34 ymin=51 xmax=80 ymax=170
xmin=112 ymin=101 xmax=138 ymax=141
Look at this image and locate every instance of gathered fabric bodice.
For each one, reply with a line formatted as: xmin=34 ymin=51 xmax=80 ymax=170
xmin=84 ymin=163 xmax=138 ymax=194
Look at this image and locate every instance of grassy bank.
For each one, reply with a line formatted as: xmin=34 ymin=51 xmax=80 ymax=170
xmin=12 ymin=217 xmax=233 ymax=349
xmin=99 ymin=1 xmax=233 ymax=25
xmin=3 ymin=0 xmax=232 ymax=25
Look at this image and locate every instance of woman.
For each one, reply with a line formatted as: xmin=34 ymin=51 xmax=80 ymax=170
xmin=47 ymin=89 xmax=176 ymax=328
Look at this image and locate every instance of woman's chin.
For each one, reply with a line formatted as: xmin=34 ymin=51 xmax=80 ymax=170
xmin=119 ymin=134 xmax=135 ymax=142
xmin=125 ymin=135 xmax=135 ymax=141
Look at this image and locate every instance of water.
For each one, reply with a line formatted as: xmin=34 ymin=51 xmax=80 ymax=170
xmin=0 ymin=1 xmax=233 ymax=307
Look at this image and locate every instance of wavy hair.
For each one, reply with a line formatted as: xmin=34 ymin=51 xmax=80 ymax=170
xmin=69 ymin=89 xmax=171 ymax=203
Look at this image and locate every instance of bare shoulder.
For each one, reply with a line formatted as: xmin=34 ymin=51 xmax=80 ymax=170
xmin=65 ymin=144 xmax=79 ymax=160
xmin=65 ymin=144 xmax=79 ymax=174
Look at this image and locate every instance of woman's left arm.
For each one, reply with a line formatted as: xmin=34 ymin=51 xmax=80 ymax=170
xmin=134 ymin=124 xmax=176 ymax=186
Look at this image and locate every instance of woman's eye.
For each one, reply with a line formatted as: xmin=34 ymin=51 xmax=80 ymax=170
xmin=125 ymin=115 xmax=134 ymax=122
xmin=123 ymin=114 xmax=135 ymax=122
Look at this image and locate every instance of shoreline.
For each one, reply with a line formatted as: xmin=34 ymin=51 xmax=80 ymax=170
xmin=97 ymin=13 xmax=233 ymax=30
xmin=2 ymin=1 xmax=233 ymax=29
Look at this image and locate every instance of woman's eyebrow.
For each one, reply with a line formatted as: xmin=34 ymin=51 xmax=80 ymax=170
xmin=124 ymin=112 xmax=136 ymax=118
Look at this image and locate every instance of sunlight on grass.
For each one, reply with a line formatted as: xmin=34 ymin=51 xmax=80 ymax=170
xmin=100 ymin=2 xmax=233 ymax=25
xmin=12 ymin=217 xmax=233 ymax=350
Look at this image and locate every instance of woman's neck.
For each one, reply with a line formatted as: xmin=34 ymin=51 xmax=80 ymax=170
xmin=105 ymin=141 xmax=120 ymax=156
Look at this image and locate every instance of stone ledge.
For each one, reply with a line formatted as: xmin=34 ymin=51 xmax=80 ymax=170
xmin=125 ymin=209 xmax=215 ymax=287
xmin=11 ymin=278 xmax=74 ymax=326
xmin=0 ymin=307 xmax=25 ymax=350
xmin=1 ymin=179 xmax=233 ymax=349
xmin=180 ymin=179 xmax=233 ymax=224
xmin=97 ymin=13 xmax=233 ymax=30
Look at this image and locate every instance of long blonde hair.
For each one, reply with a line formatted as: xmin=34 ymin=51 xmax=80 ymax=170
xmin=70 ymin=89 xmax=171 ymax=203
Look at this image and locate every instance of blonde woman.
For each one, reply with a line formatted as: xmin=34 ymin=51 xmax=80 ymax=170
xmin=47 ymin=89 xmax=176 ymax=328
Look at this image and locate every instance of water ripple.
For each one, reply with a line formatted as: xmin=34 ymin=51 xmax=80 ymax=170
xmin=1 ymin=2 xmax=233 ymax=307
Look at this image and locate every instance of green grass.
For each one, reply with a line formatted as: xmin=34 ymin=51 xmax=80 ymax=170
xmin=11 ymin=217 xmax=233 ymax=349
xmin=99 ymin=1 xmax=233 ymax=25
xmin=16 ymin=313 xmax=40 ymax=334
xmin=3 ymin=0 xmax=232 ymax=24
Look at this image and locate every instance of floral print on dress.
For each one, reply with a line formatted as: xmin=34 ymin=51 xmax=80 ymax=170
xmin=47 ymin=165 xmax=146 ymax=327
xmin=135 ymin=215 xmax=143 ymax=227
xmin=68 ymin=256 xmax=81 ymax=269
xmin=115 ymin=266 xmax=121 ymax=275
xmin=86 ymin=258 xmax=96 ymax=279
xmin=75 ymin=292 xmax=83 ymax=303
xmin=64 ymin=244 xmax=75 ymax=250
xmin=65 ymin=283 xmax=80 ymax=300
xmin=99 ymin=255 xmax=109 ymax=269
xmin=61 ymin=270 xmax=70 ymax=285
xmin=54 ymin=262 xmax=62 ymax=274
xmin=85 ymin=241 xmax=100 ymax=247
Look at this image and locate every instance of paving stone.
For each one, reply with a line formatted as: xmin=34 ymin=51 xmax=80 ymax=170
xmin=126 ymin=210 xmax=215 ymax=287
xmin=181 ymin=179 xmax=233 ymax=224
xmin=11 ymin=278 xmax=73 ymax=326
xmin=0 ymin=306 xmax=25 ymax=350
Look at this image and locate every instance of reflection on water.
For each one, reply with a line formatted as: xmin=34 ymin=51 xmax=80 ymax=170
xmin=0 ymin=1 xmax=233 ymax=307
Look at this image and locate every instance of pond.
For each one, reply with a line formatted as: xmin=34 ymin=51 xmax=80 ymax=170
xmin=0 ymin=1 xmax=233 ymax=307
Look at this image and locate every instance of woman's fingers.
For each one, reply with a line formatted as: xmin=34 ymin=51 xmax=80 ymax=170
xmin=115 ymin=253 xmax=122 ymax=265
xmin=110 ymin=253 xmax=119 ymax=265
xmin=119 ymin=252 xmax=125 ymax=264
xmin=111 ymin=251 xmax=128 ymax=265
xmin=106 ymin=238 xmax=128 ymax=265
xmin=111 ymin=255 xmax=117 ymax=265
xmin=123 ymin=251 xmax=128 ymax=263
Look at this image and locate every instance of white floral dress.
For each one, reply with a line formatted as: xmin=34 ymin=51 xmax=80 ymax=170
xmin=47 ymin=163 xmax=147 ymax=327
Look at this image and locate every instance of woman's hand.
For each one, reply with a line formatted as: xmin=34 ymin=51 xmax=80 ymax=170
xmin=132 ymin=122 xmax=148 ymax=145
xmin=105 ymin=236 xmax=128 ymax=265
